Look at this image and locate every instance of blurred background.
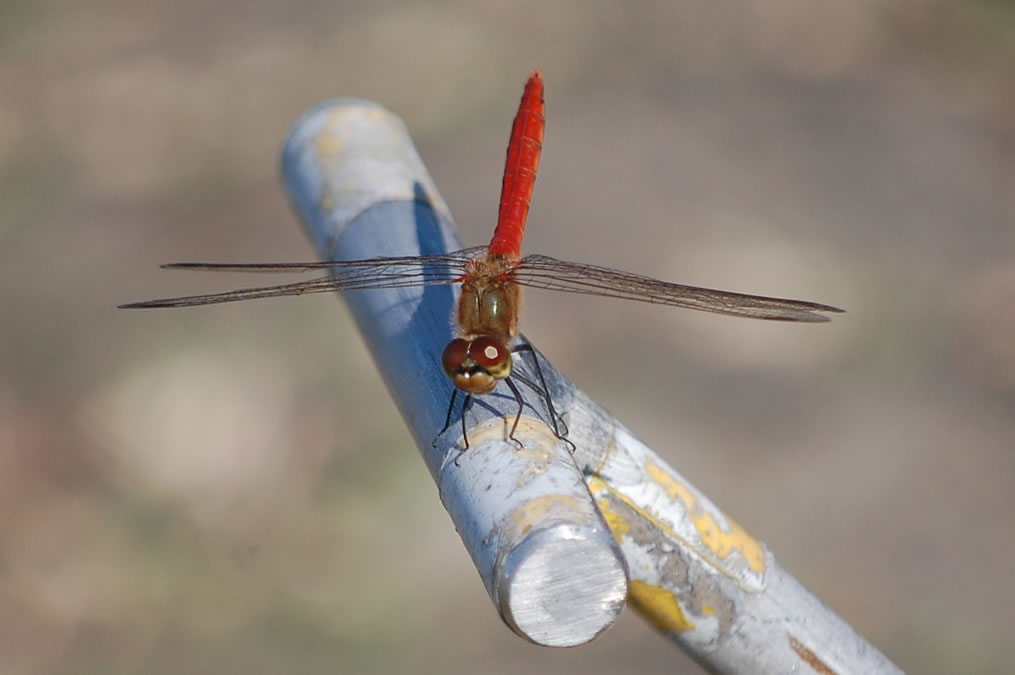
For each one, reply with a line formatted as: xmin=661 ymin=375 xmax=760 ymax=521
xmin=2 ymin=1 xmax=1013 ymax=673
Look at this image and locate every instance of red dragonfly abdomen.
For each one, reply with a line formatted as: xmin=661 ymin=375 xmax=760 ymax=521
xmin=487 ymin=70 xmax=545 ymax=260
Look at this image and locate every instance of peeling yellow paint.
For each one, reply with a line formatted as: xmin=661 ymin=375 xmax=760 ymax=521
xmin=598 ymin=502 xmax=631 ymax=541
xmin=585 ymin=477 xmax=631 ymax=539
xmin=465 ymin=416 xmax=555 ymax=457
xmin=314 ymin=134 xmax=343 ymax=157
xmin=701 ymin=603 xmax=714 ymax=616
xmin=629 ymin=580 xmax=694 ymax=633
xmin=586 ymin=475 xmax=607 ymax=495
xmin=506 ymin=495 xmax=585 ymax=540
xmin=644 ymin=459 xmax=765 ymax=573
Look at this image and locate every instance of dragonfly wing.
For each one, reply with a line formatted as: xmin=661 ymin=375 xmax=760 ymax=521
xmin=155 ymin=248 xmax=484 ymax=273
xmin=120 ymin=249 xmax=483 ymax=309
xmin=512 ymin=255 xmax=844 ymax=322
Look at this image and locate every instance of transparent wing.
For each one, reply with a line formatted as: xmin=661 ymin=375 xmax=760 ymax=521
xmin=512 ymin=254 xmax=844 ymax=322
xmin=119 ymin=248 xmax=485 ymax=309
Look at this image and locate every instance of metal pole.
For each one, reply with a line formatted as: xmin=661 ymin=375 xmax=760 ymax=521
xmin=280 ymin=97 xmax=902 ymax=673
xmin=280 ymin=99 xmax=628 ymax=648
xmin=572 ymin=395 xmax=902 ymax=673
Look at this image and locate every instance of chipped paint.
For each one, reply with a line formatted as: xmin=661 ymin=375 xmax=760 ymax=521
xmin=585 ymin=467 xmax=765 ymax=592
xmin=644 ymin=459 xmax=765 ymax=574
xmin=586 ymin=475 xmax=608 ymax=495
xmin=629 ymin=580 xmax=694 ymax=633
xmin=587 ymin=476 xmax=632 ymax=541
xmin=460 ymin=416 xmax=555 ymax=452
xmin=504 ymin=495 xmax=586 ymax=539
xmin=594 ymin=500 xmax=632 ymax=545
xmin=314 ymin=133 xmax=343 ymax=157
xmin=599 ymin=507 xmax=631 ymax=541
xmin=701 ymin=603 xmax=715 ymax=616
xmin=454 ymin=417 xmax=559 ymax=489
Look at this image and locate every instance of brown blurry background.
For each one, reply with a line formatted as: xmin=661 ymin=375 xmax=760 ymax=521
xmin=2 ymin=2 xmax=1013 ymax=673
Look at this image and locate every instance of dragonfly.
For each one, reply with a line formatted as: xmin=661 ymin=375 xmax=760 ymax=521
xmin=121 ymin=70 xmax=843 ymax=448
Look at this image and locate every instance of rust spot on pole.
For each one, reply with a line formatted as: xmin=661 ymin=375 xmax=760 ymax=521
xmin=788 ymin=634 xmax=837 ymax=674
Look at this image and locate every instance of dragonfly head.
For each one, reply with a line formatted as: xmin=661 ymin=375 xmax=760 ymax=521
xmin=441 ymin=336 xmax=513 ymax=395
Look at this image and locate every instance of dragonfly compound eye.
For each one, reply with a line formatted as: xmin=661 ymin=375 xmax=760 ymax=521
xmin=441 ymin=338 xmax=470 ymax=379
xmin=440 ymin=337 xmax=508 ymax=395
xmin=440 ymin=336 xmax=513 ymax=395
xmin=469 ymin=336 xmax=512 ymax=380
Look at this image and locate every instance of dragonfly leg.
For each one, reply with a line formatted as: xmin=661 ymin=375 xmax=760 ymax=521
xmin=460 ymin=393 xmax=473 ymax=451
xmin=435 ymin=388 xmax=459 ymax=447
xmin=435 ymin=388 xmax=473 ymax=452
xmin=503 ymin=376 xmax=526 ymax=449
xmin=512 ymin=343 xmax=576 ymax=453
xmin=451 ymin=394 xmax=475 ymax=467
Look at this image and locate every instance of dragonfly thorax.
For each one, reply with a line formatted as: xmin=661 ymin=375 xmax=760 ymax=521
xmin=441 ymin=336 xmax=513 ymax=395
xmin=458 ymin=256 xmax=520 ymax=340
